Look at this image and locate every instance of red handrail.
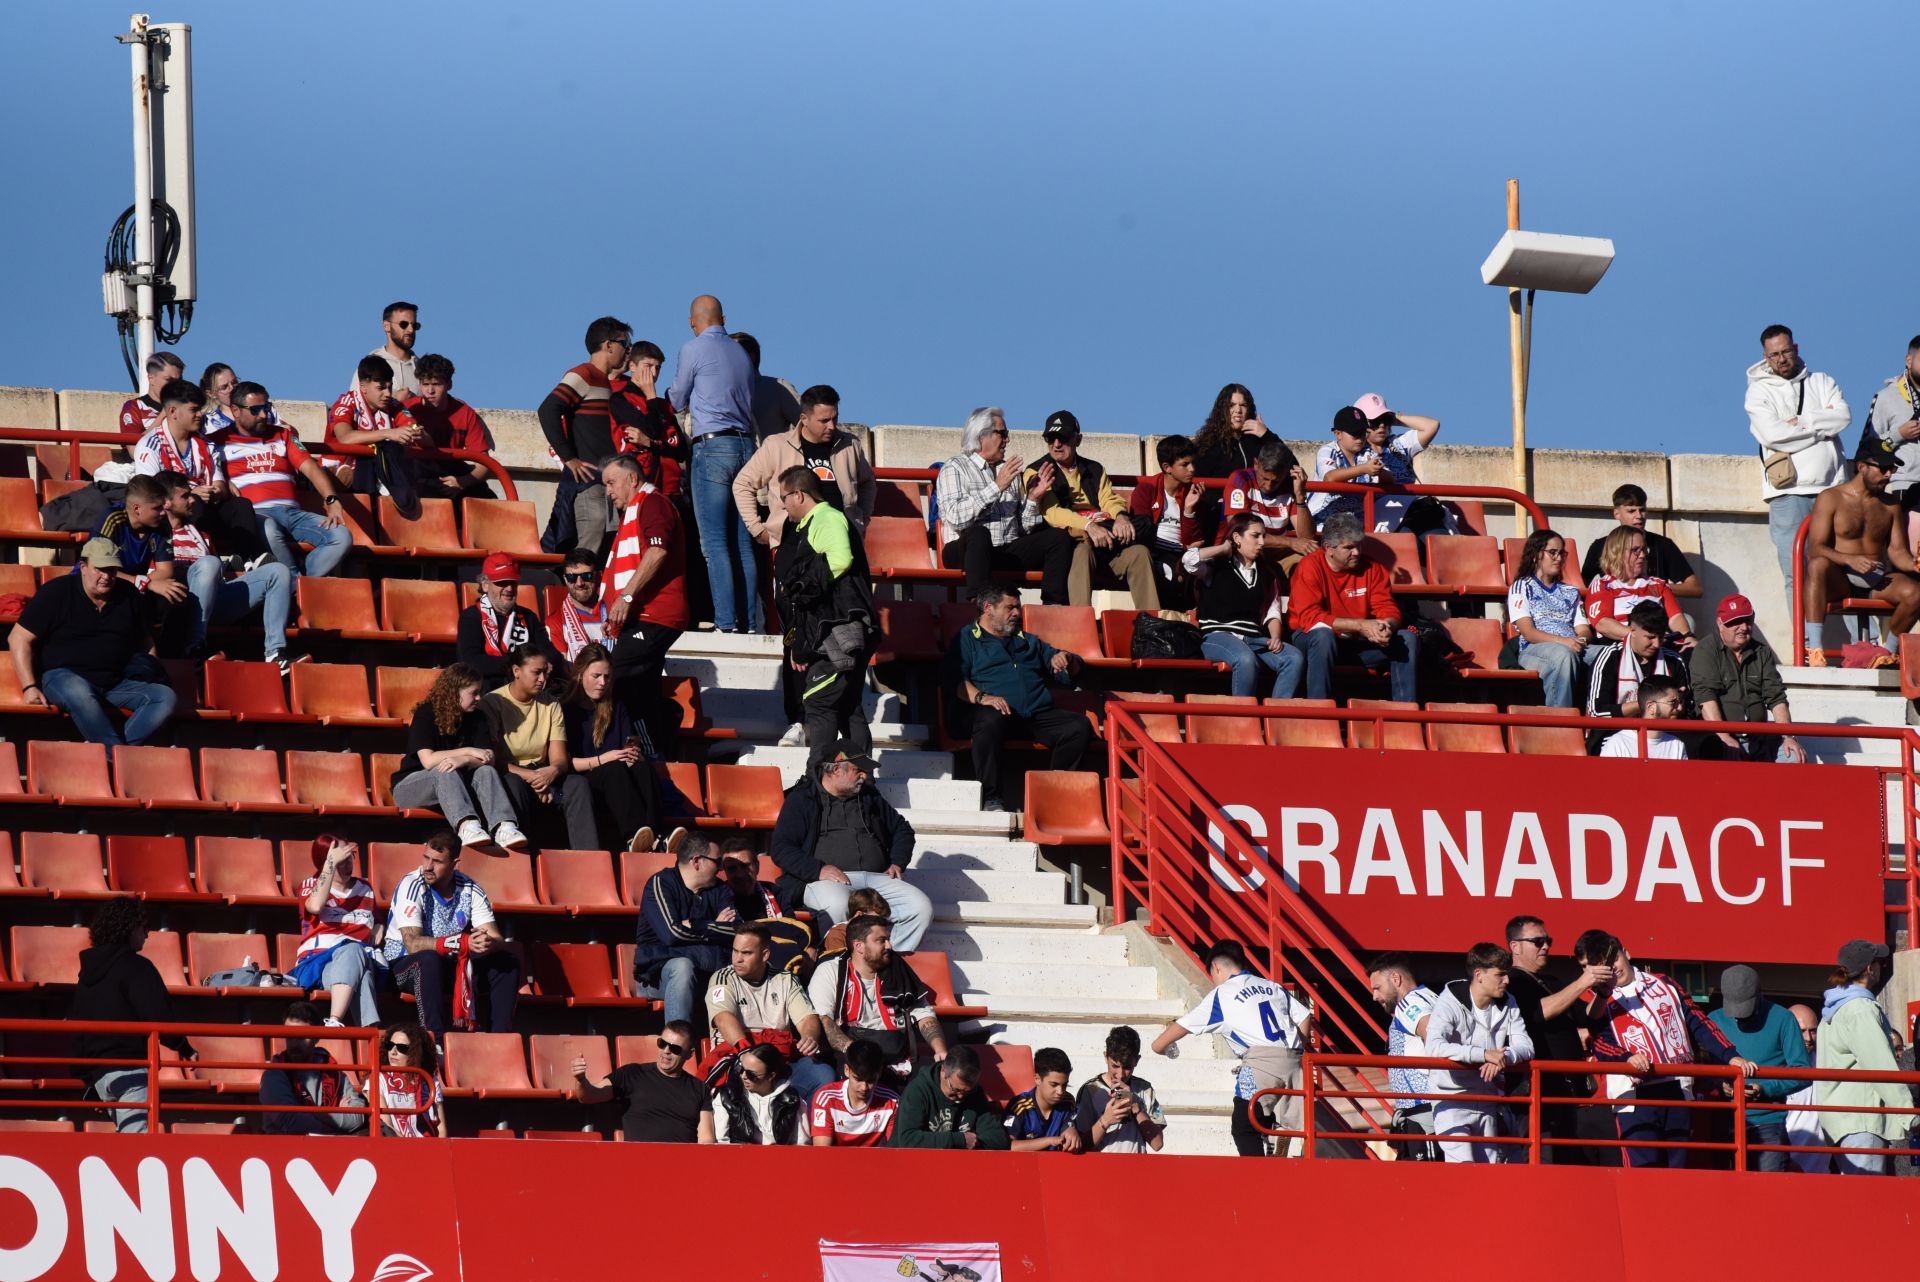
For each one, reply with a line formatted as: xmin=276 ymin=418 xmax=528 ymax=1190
xmin=0 ymin=423 xmax=519 ymax=502
xmin=1250 ymin=1054 xmax=1920 ymax=1169
xmin=0 ymin=1018 xmax=430 ymax=1136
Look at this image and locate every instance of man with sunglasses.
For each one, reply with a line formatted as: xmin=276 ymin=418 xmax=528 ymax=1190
xmin=1028 ymin=410 xmax=1160 ymax=612
xmin=632 ymin=833 xmax=738 ymax=1026
xmin=573 ymin=1019 xmax=715 ymax=1143
xmin=211 ymin=380 xmax=353 ymax=579
xmin=1504 ymin=916 xmax=1616 ymax=1166
xmin=546 ymin=548 xmax=608 ymax=663
xmin=361 ymin=300 xmax=422 ymax=399
xmin=935 ymin=406 xmax=1074 ymax=605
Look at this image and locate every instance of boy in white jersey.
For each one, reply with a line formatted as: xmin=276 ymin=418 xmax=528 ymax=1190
xmin=1153 ymin=940 xmax=1313 ymax=1157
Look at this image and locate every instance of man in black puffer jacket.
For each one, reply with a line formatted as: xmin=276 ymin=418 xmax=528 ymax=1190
xmin=769 ymin=744 xmax=927 ymax=951
xmin=70 ymin=897 xmax=194 ymax=1132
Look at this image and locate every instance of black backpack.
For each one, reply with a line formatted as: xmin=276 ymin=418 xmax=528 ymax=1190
xmin=1130 ymin=614 xmax=1205 ymax=661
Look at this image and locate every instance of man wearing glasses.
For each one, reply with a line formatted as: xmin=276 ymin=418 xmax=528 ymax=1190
xmin=361 ymin=300 xmax=422 ymax=399
xmin=211 ymin=380 xmax=353 ymax=579
xmin=538 ymin=315 xmax=632 ymax=558
xmin=632 ymin=833 xmax=738 ymax=1026
xmin=1504 ymin=916 xmax=1617 ymax=1166
xmin=1596 ymin=674 xmax=1690 ymax=759
xmin=934 ymin=406 xmax=1074 ymax=605
xmin=572 ymin=1020 xmax=715 ymax=1143
xmin=545 ymin=548 xmax=608 ymax=663
xmin=131 ymin=377 xmax=271 ymax=569
xmin=1688 ymin=594 xmax=1807 ymax=763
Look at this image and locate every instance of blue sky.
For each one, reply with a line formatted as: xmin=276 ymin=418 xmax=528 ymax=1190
xmin=2 ymin=2 xmax=1911 ymax=458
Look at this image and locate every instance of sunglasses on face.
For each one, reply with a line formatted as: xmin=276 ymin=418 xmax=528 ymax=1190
xmin=239 ymin=401 xmax=272 ymax=415
xmin=1514 ymin=936 xmax=1551 ymax=948
xmin=563 ymin=571 xmax=597 ymax=583
xmin=657 ymin=1039 xmax=688 ymax=1056
xmin=738 ymin=1068 xmax=765 ymax=1084
xmin=394 ymin=321 xmax=419 ymax=331
xmin=386 ymin=1039 xmax=412 ymax=1053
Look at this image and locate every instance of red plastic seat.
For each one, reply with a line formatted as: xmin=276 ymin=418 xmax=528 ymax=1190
xmin=187 ymin=932 xmax=278 ymax=988
xmin=443 ymin=1032 xmax=546 ymax=1098
xmin=294 ymin=578 xmax=406 ymax=640
xmin=0 ymin=660 xmax=60 ymax=714
xmin=902 ymin=951 xmax=986 ymax=1018
xmin=20 ymin=833 xmax=111 ymax=898
xmin=528 ymin=943 xmax=639 ymax=1007
xmin=463 ymin=850 xmax=558 ymax=914
xmin=1099 ymin=609 xmax=1218 ymax=670
xmin=1449 ymin=500 xmax=1488 ymax=536
xmin=107 ymin=835 xmax=208 ymax=901
xmin=1425 ymin=701 xmax=1506 ymax=754
xmin=204 ymin=659 xmax=300 ymax=722
xmin=195 ymin=837 xmax=285 ymax=904
xmin=367 ymin=842 xmax=423 ymax=902
xmin=1185 ymin=693 xmax=1264 ymax=745
xmin=706 ymin=764 xmax=784 ymax=827
xmin=614 ymin=1033 xmax=663 ymax=1066
xmin=381 ymin=581 xmax=459 ymax=643
xmin=380 ymin=497 xmax=461 ymax=553
xmin=0 ymin=832 xmax=43 ymax=899
xmin=619 ymin=852 xmax=676 ymax=906
xmin=1022 ymin=770 xmax=1112 ymax=845
xmin=872 ymin=479 xmax=926 ymax=518
xmin=0 ymin=743 xmax=49 ymax=808
xmin=290 ymin=663 xmax=381 ymax=724
xmin=537 ymin=849 xmax=627 ymax=914
xmin=28 ymin=741 xmax=135 ymax=806
xmin=460 ymin=499 xmax=548 ymax=558
xmin=975 ymin=1044 xmax=1036 ymax=1101
xmin=1424 ymin=535 xmax=1506 ymax=596
xmin=141 ymin=930 xmax=189 ymax=988
xmin=1441 ymin=617 xmax=1506 ymax=671
xmin=0 ymin=563 xmax=39 ymax=598
xmin=1263 ymin=697 xmax=1344 ymax=749
xmin=1361 ymin=532 xmax=1429 ymax=588
xmin=528 ymin=1034 xmax=613 ymax=1095
xmin=169 ymin=1122 xmax=241 ymax=1135
xmin=1346 ymin=699 xmax=1425 ymax=752
xmin=188 ymin=1035 xmax=267 ymax=1090
xmin=298 ymin=488 xmax=377 ymax=550
xmin=872 ymin=600 xmax=940 ymax=664
xmin=376 ymin=666 xmax=443 ymax=720
xmin=285 ymin=751 xmax=386 ymax=815
xmin=0 ymin=1119 xmax=76 ymax=1133
xmin=1108 ymin=691 xmax=1180 ymax=741
xmin=662 ymin=761 xmax=708 ymax=818
xmin=664 ymin=677 xmax=730 ymax=741
xmin=0 ymin=476 xmax=79 ymax=545
xmin=1506 ymin=705 xmax=1588 ymax=756
xmin=1021 ymin=604 xmax=1118 ymax=663
xmin=202 ymin=748 xmax=308 ymax=813
xmin=113 ymin=745 xmax=221 ymax=811
xmin=10 ymin=925 xmax=89 ymax=983
xmin=864 ymin=515 xmax=938 ymax=576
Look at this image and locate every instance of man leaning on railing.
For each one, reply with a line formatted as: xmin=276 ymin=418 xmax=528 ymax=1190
xmin=1816 ymin=939 xmax=1913 ymax=1175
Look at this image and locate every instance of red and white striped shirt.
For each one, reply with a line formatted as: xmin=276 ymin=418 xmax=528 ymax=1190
xmin=296 ymin=875 xmax=379 ymax=959
xmin=808 ymin=1081 xmax=899 ymax=1147
xmin=168 ymin=521 xmax=213 ymax=566
xmin=134 ymin=426 xmax=225 ymax=487
xmin=212 ymin=425 xmax=314 ymax=508
xmin=119 ymin=396 xmax=162 ymax=433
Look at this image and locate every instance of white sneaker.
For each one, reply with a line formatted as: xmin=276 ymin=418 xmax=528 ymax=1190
xmin=628 ymin=826 xmax=656 ymax=854
xmin=663 ymin=827 xmax=689 ymax=856
xmin=492 ymin=821 xmax=530 ymax=852
xmin=457 ymin=819 xmax=491 ymax=849
xmin=323 ymin=1017 xmax=345 ymax=1028
xmin=778 ymin=722 xmax=807 ymax=747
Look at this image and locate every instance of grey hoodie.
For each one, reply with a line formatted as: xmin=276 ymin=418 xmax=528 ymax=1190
xmin=1866 ymin=374 xmax=1920 ymax=493
xmin=1423 ymin=979 xmax=1535 ymax=1097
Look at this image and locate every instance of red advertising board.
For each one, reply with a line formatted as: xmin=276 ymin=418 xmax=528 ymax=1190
xmin=1160 ymin=745 xmax=1885 ymax=962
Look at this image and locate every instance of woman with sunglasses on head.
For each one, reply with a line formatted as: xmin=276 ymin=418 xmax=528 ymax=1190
xmin=572 ymin=1019 xmax=716 ymax=1143
xmin=565 ymin=642 xmax=686 ymax=854
xmin=390 ymin=662 xmax=529 ymax=854
xmin=1506 ymin=529 xmax=1591 ymax=707
xmin=713 ymin=1043 xmax=809 ymax=1145
xmin=376 ymin=1021 xmax=442 ymax=1138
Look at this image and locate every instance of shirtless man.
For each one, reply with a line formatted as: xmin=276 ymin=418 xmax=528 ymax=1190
xmin=1803 ymin=437 xmax=1920 ymax=665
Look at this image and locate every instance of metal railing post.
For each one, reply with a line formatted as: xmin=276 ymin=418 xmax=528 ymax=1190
xmin=1303 ymin=1064 xmax=1319 ymax=1159
xmin=1528 ymin=1065 xmax=1542 ymax=1165
xmin=1732 ymin=1073 xmax=1748 ymax=1170
xmin=1108 ymin=717 xmax=1126 ymax=925
xmin=147 ymin=1030 xmax=161 ymax=1132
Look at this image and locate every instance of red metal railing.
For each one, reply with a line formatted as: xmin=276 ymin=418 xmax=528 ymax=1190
xmin=0 ymin=1018 xmax=430 ymax=1136
xmin=0 ymin=424 xmax=519 ymax=501
xmin=1248 ymin=1054 xmax=1920 ymax=1168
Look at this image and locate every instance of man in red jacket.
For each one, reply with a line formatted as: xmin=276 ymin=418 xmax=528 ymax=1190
xmin=1286 ymin=511 xmax=1419 ymax=702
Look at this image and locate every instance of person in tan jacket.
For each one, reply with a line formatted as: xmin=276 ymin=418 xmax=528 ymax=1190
xmin=731 ymin=385 xmax=877 ymax=549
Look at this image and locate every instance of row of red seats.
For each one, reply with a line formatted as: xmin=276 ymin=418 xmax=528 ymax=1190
xmin=0 ymin=741 xmax=781 ymax=825
xmin=1109 ymin=696 xmax=1587 ymax=755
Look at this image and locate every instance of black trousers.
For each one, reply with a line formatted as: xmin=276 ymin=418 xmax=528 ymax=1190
xmin=612 ymin=621 xmax=681 ymax=759
xmin=941 ymin=524 xmax=1075 ymax=605
xmin=390 ymin=947 xmax=520 ymax=1034
xmin=585 ymin=758 xmax=662 ymax=847
xmin=201 ymin=494 xmax=268 ymax=560
xmin=801 ymin=656 xmax=871 ymax=772
xmin=1230 ymin=1096 xmax=1269 ymax=1157
xmin=970 ymin=703 xmax=1093 ymax=807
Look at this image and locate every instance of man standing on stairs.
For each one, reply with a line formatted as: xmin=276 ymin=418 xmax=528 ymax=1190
xmin=602 ymin=454 xmax=690 ymax=758
xmin=770 ymin=466 xmax=876 ymax=770
xmin=771 ymin=745 xmax=930 ymax=952
xmin=1367 ymin=954 xmax=1439 ymax=1160
xmin=1745 ymin=324 xmax=1849 ymax=616
xmin=951 ymin=584 xmax=1090 ymax=813
xmin=1424 ymin=943 xmax=1534 ymax=1163
xmin=1152 ymin=940 xmax=1313 ymax=1158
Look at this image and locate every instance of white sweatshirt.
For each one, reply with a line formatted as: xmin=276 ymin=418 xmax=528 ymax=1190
xmin=1745 ymin=360 xmax=1849 ymax=499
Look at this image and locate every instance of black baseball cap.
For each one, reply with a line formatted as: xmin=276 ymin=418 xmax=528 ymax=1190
xmin=1332 ymin=406 xmax=1368 ymax=438
xmin=821 ymin=742 xmax=878 ymax=774
xmin=1856 ymin=434 xmax=1900 ymax=469
xmin=1043 ymin=410 xmax=1081 ymax=440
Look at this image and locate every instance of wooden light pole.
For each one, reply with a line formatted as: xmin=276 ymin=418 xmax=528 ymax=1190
xmin=1507 ymin=179 xmax=1530 ymax=536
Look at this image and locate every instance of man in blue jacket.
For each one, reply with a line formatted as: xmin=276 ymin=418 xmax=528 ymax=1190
xmin=631 ymin=832 xmax=737 ymax=1025
xmin=770 ymin=743 xmax=928 ymax=951
xmin=948 ymin=584 xmax=1089 ymax=812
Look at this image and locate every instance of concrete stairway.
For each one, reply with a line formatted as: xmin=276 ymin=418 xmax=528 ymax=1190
xmin=670 ymin=628 xmax=1236 ymax=1155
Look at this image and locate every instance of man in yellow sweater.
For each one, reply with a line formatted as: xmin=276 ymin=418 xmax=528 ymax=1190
xmin=1027 ymin=411 xmax=1160 ymax=612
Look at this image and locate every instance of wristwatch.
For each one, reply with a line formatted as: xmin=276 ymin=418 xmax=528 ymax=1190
xmin=324 ymin=495 xmax=340 ymax=506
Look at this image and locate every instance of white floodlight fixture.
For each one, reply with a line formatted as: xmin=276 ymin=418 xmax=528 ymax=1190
xmin=1479 ymin=229 xmax=1614 ymax=295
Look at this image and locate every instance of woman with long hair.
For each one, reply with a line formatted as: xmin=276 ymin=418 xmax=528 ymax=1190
xmin=565 ymin=643 xmax=684 ymax=853
xmin=388 ymin=662 xmax=528 ymax=852
xmin=375 ymin=1021 xmax=442 ymax=1138
xmin=1182 ymin=512 xmax=1305 ymax=697
xmin=290 ymin=834 xmax=384 ymax=1026
xmin=1506 ymin=529 xmax=1590 ymax=707
xmin=1193 ymin=383 xmax=1269 ymax=479
xmin=1587 ymin=525 xmax=1691 ymax=647
xmin=198 ymin=362 xmax=238 ymax=430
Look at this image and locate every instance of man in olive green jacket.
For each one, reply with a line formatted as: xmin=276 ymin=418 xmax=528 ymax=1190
xmin=1815 ymin=939 xmax=1912 ymax=1174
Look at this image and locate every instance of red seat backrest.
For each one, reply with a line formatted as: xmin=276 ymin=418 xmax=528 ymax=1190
xmin=112 ymin=745 xmax=203 ymax=804
xmin=204 ymin=660 xmax=290 ymax=716
xmin=28 ymin=742 xmax=114 ymax=799
xmin=199 ymin=748 xmax=289 ymax=805
xmin=1263 ymin=698 xmax=1343 ymax=750
xmin=461 ymin=500 xmax=542 ymax=555
xmin=285 ymin=752 xmax=374 ymax=808
xmin=195 ymin=837 xmax=283 ymax=899
xmin=529 ymin=1033 xmax=611 ymax=1091
xmin=1424 ymin=701 xmax=1506 ymax=754
xmin=376 ymin=666 xmax=442 ymax=720
xmin=296 ymin=577 xmax=380 ymax=630
xmin=862 ymin=516 xmax=936 ymax=573
xmin=290 ymin=663 xmax=374 ymax=720
xmin=106 ymin=835 xmax=195 ymax=896
xmin=1361 ymin=532 xmax=1424 ymax=585
xmin=1346 ymin=699 xmax=1425 ymax=752
xmin=20 ymin=833 xmax=107 ymax=895
xmin=380 ymin=497 xmax=459 ymax=550
xmin=1020 ymin=605 xmax=1104 ymax=658
xmin=381 ymin=581 xmax=459 ymax=641
xmin=537 ymin=849 xmax=622 ymax=910
xmin=1441 ymin=617 xmax=1505 ymax=670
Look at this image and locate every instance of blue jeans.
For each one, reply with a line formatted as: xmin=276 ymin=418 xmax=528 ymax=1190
xmin=1767 ymin=493 xmax=1815 ymax=607
xmin=1201 ymin=631 xmax=1304 ymax=698
xmin=634 ymin=955 xmax=700 ymax=1027
xmin=691 ymin=433 xmax=760 ymax=632
xmin=1745 ymin=1120 xmax=1789 ymax=1172
xmin=1288 ymin=625 xmax=1420 ymax=704
xmin=1617 ymin=1086 xmax=1690 ymax=1167
xmin=1518 ymin=640 xmax=1580 ymax=708
xmin=803 ymin=872 xmax=935 ymax=952
xmin=258 ymin=504 xmax=353 ymax=578
xmin=186 ymin=555 xmax=292 ymax=655
xmin=789 ymin=1054 xmax=838 ymax=1104
xmin=41 ymin=664 xmax=177 ymax=746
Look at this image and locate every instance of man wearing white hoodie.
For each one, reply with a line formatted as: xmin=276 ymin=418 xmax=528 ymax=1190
xmin=1745 ymin=324 xmax=1850 ymax=611
xmin=1424 ymin=943 xmax=1534 ymax=1163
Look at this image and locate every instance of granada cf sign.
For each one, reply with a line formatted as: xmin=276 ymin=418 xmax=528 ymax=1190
xmin=1161 ymin=745 xmax=1886 ymax=962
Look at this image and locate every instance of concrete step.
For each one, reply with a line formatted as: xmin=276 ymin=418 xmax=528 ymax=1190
xmin=901 ymin=809 xmax=1021 ymax=838
xmin=961 ymin=991 xmax=1189 ymax=1021
xmin=666 ymin=629 xmax=785 ymax=661
xmin=914 ymin=869 xmax=1066 ymax=904
xmin=933 ymin=901 xmax=1099 ymax=928
xmin=984 ymin=1020 xmax=1228 ymax=1068
xmin=726 ymin=743 xmax=958 ymax=780
xmin=920 ymin=925 xmax=1127 ymax=966
xmin=911 ymin=845 xmax=1039 ymax=875
xmin=952 ymin=960 xmax=1161 ymax=1001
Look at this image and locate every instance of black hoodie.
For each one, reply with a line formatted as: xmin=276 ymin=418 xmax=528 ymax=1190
xmin=70 ymin=943 xmax=192 ymax=1085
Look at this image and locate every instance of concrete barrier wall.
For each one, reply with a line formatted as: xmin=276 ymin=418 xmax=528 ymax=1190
xmin=2 ymin=386 xmax=1800 ymax=643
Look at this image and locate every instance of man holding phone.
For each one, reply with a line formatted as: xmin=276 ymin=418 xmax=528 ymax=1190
xmin=1074 ymin=1026 xmax=1166 ymax=1153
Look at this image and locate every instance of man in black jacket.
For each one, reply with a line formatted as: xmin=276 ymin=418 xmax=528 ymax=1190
xmin=69 ymin=897 xmax=194 ymax=1132
xmin=456 ymin=552 xmax=563 ymax=683
xmin=772 ymin=465 xmax=876 ymax=770
xmin=771 ymin=743 xmax=928 ymax=950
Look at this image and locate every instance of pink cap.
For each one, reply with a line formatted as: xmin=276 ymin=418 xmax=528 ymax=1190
xmin=1353 ymin=392 xmax=1393 ymax=422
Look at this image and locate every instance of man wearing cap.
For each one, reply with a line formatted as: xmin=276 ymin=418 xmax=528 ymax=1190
xmin=1688 ymin=594 xmax=1806 ymax=762
xmin=456 ymin=552 xmax=561 ymax=684
xmin=1816 ymin=939 xmax=1910 ymax=1174
xmin=769 ymin=745 xmax=929 ymax=951
xmin=1027 ymin=410 xmax=1160 ymax=612
xmin=1747 ymin=325 xmax=1850 ymax=611
xmin=1309 ymin=398 xmax=1443 ymax=530
xmin=1803 ymin=436 xmax=1920 ymax=664
xmin=1707 ymin=964 xmax=1812 ymax=1171
xmin=11 ymin=538 xmax=177 ymax=745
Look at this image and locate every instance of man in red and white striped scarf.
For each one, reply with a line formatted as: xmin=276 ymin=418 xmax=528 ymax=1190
xmin=602 ymin=455 xmax=689 ymax=755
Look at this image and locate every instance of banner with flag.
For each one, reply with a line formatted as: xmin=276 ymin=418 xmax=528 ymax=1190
xmin=820 ymin=1240 xmax=1002 ymax=1281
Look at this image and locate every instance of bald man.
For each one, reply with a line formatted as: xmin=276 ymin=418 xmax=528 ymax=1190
xmin=1783 ymin=1003 xmax=1824 ymax=1172
xmin=670 ymin=294 xmax=762 ymax=633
